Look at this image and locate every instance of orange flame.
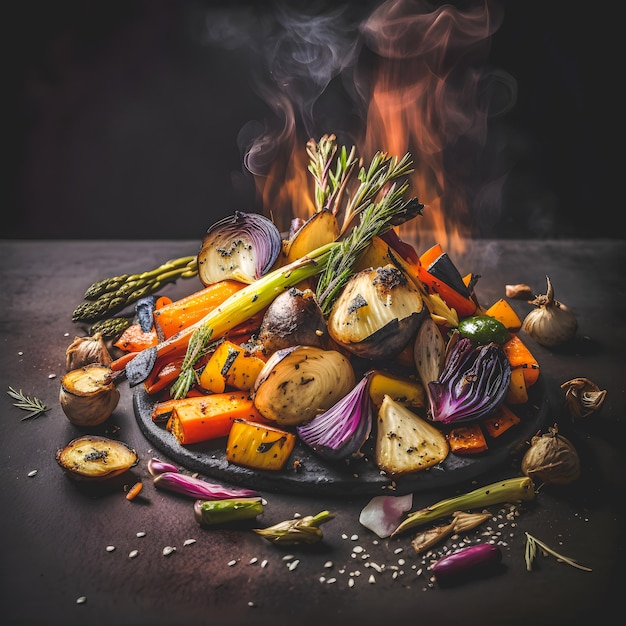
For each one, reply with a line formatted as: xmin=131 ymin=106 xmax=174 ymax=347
xmin=249 ymin=0 xmax=506 ymax=257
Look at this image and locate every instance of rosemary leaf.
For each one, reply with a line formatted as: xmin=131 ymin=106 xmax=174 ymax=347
xmin=7 ymin=387 xmax=51 ymax=420
xmin=524 ymin=532 xmax=592 ymax=572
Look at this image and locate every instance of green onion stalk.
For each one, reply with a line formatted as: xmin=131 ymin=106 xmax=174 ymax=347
xmin=391 ymin=476 xmax=536 ymax=537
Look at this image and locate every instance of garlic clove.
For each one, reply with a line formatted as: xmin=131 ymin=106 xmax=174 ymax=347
xmin=561 ymin=377 xmax=607 ymax=418
xmin=65 ymin=332 xmax=112 ymax=371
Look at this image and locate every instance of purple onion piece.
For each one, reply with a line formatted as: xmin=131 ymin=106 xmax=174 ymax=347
xmin=296 ymin=373 xmax=373 ymax=462
xmin=428 ymin=338 xmax=511 ymax=424
xmin=432 ymin=543 xmax=502 ymax=581
xmin=204 ymin=211 xmax=282 ymax=279
xmin=147 ymin=458 xmax=179 ymax=477
xmin=153 ymin=472 xmax=259 ymax=500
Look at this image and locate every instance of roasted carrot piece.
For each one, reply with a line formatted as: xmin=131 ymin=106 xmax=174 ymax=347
xmin=502 ymin=334 xmax=540 ymax=387
xmin=482 ymin=404 xmax=521 ymax=438
xmin=447 ymin=424 xmax=488 ymax=455
xmin=153 ymin=280 xmax=247 ymax=339
xmin=113 ymin=324 xmax=159 ymax=352
xmin=165 ymin=392 xmax=267 ymax=445
xmin=110 ymin=351 xmax=140 ymax=371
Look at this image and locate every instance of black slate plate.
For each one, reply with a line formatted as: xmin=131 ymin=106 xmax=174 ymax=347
xmin=134 ymin=377 xmax=549 ymax=496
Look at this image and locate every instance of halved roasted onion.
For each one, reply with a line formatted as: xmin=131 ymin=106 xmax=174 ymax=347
xmin=56 ymin=435 xmax=138 ymax=481
xmin=327 ymin=265 xmax=427 ymax=360
xmin=252 ymin=345 xmax=355 ymax=426
xmin=59 ymin=364 xmax=120 ymax=426
xmin=197 ymin=211 xmax=282 ymax=285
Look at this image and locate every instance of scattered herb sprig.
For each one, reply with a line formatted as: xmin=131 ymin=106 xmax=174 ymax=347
xmin=525 ymin=532 xmax=592 ymax=572
xmin=7 ymin=387 xmax=51 ymax=420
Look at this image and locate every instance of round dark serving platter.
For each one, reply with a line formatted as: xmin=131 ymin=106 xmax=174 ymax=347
xmin=134 ymin=377 xmax=549 ymax=497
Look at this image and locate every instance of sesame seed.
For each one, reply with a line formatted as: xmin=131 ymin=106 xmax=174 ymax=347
xmin=136 ymin=531 xmax=146 ymax=538
xmin=128 ymin=550 xmax=139 ymax=559
xmin=348 ymin=578 xmax=355 ymax=587
xmin=106 ymin=546 xmax=115 ymax=552
xmin=282 ymin=554 xmax=295 ymax=561
xmin=261 ymin=560 xmax=268 ymax=568
xmin=350 ymin=534 xmax=359 ymax=541
xmin=27 ymin=470 xmax=37 ymax=477
xmin=248 ymin=601 xmax=257 ymax=608
xmin=76 ymin=596 xmax=87 ymax=605
xmin=324 ymin=561 xmax=333 ymax=568
xmin=368 ymin=574 xmax=376 ymax=584
xmin=183 ymin=539 xmax=196 ymax=546
xmin=228 ymin=560 xmax=237 ymax=567
xmin=326 ymin=578 xmax=337 ymax=584
xmin=162 ymin=546 xmax=176 ymax=556
xmin=249 ymin=557 xmax=258 ymax=565
xmin=287 ymin=559 xmax=300 ymax=571
xmin=48 ymin=374 xmax=56 ymax=379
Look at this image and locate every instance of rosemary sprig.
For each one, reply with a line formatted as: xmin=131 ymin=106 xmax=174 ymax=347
xmin=315 ymin=180 xmax=423 ymax=315
xmin=7 ymin=387 xmax=51 ymax=420
xmin=339 ymin=150 xmax=414 ymax=234
xmin=524 ymin=532 xmax=592 ymax=572
xmin=306 ymin=134 xmax=358 ymax=214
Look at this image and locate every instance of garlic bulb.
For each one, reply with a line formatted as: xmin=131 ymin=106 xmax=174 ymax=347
xmin=521 ymin=423 xmax=581 ymax=485
xmin=65 ymin=332 xmax=112 ymax=370
xmin=561 ymin=377 xmax=607 ymax=418
xmin=521 ymin=276 xmax=577 ymax=347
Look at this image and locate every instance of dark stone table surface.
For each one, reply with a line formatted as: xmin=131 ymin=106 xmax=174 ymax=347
xmin=1 ymin=239 xmax=624 ymax=626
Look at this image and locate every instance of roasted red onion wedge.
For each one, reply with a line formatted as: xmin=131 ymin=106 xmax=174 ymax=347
xmin=296 ymin=373 xmax=373 ymax=461
xmin=197 ymin=211 xmax=282 ymax=285
xmin=428 ymin=338 xmax=511 ymax=424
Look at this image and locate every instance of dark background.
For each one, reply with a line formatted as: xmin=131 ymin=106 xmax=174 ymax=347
xmin=6 ymin=0 xmax=617 ymax=241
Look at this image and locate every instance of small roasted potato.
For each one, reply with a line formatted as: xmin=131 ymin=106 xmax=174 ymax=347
xmin=258 ymin=287 xmax=328 ymax=354
xmin=56 ymin=435 xmax=138 ymax=481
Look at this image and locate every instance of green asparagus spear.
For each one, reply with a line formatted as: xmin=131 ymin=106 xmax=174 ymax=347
xmin=89 ymin=317 xmax=132 ymax=339
xmin=72 ymin=256 xmax=198 ymax=322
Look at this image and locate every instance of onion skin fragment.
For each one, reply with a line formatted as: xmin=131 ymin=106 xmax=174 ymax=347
xmin=432 ymin=543 xmax=502 ymax=583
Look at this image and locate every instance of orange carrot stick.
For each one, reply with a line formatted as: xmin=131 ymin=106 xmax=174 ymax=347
xmin=153 ymin=280 xmax=247 ymax=339
xmin=165 ymin=392 xmax=268 ymax=445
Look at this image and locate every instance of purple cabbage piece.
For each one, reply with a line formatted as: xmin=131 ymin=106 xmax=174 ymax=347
xmin=297 ymin=373 xmax=373 ymax=462
xmin=428 ymin=338 xmax=511 ymax=424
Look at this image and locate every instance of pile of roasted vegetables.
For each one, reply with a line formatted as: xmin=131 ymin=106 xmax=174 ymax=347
xmin=61 ymin=134 xmax=543 ymax=479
